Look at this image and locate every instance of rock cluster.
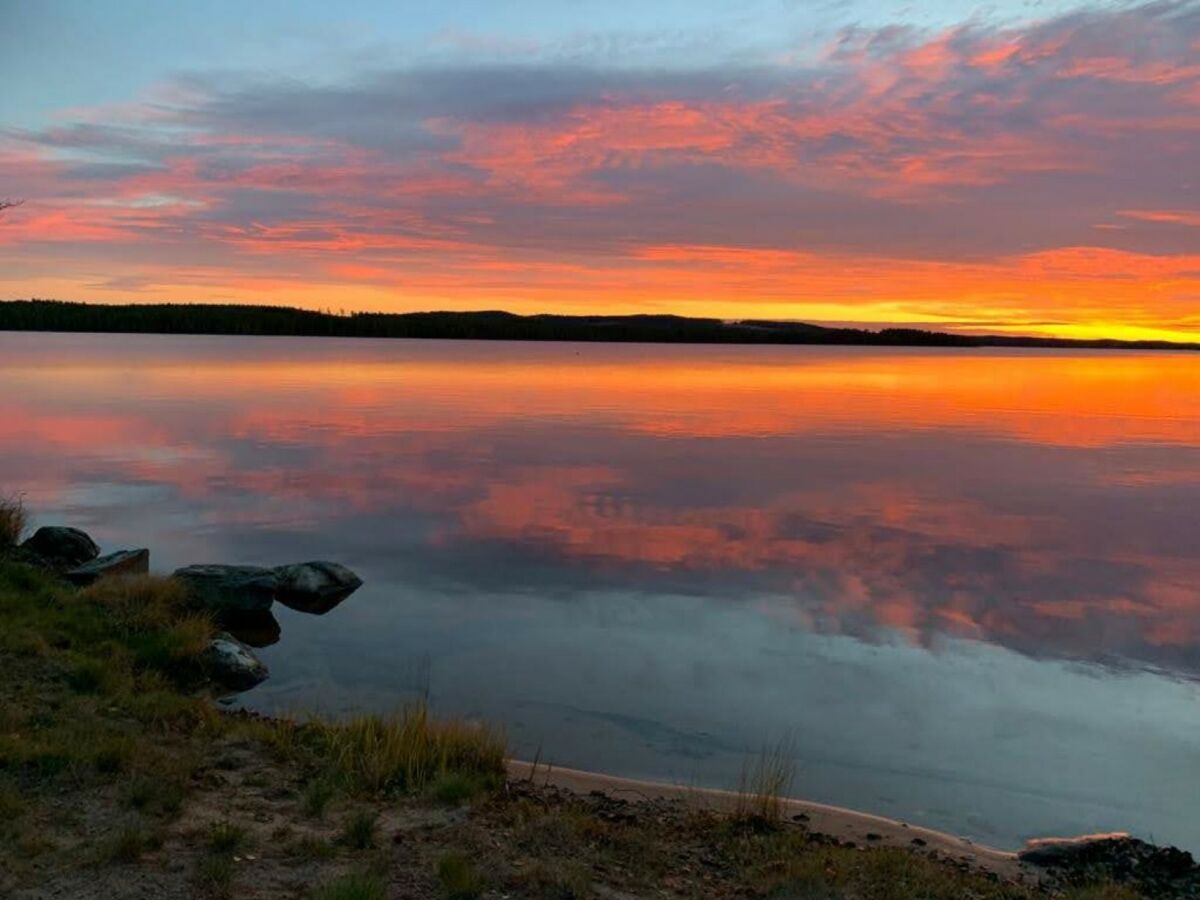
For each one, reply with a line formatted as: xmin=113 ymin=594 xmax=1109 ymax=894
xmin=171 ymin=561 xmax=362 ymax=616
xmin=1020 ymin=836 xmax=1200 ymax=898
xmin=11 ymin=523 xmax=362 ymax=696
xmin=168 ymin=560 xmax=363 ymax=690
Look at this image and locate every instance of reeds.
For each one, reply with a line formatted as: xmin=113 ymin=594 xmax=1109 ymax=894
xmin=309 ymin=703 xmax=507 ymax=796
xmin=734 ymin=734 xmax=797 ymax=824
xmin=0 ymin=493 xmax=26 ymax=548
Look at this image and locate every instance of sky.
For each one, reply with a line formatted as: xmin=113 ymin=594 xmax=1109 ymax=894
xmin=1 ymin=0 xmax=1198 ymax=339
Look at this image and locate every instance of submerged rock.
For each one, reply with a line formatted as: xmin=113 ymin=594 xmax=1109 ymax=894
xmin=203 ymin=631 xmax=269 ymax=690
xmin=21 ymin=526 xmax=100 ymax=569
xmin=173 ymin=564 xmax=277 ymax=613
xmin=274 ymin=561 xmax=362 ymax=614
xmin=65 ymin=548 xmax=150 ymax=586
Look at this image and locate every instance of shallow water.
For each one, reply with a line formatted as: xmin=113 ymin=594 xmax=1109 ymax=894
xmin=3 ymin=332 xmax=1198 ymax=850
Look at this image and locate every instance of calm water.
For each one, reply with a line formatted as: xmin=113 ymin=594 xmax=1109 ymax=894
xmin=3 ymin=333 xmax=1199 ymax=851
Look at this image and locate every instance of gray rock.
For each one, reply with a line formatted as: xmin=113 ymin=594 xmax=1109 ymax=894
xmin=274 ymin=561 xmax=363 ymax=614
xmin=173 ymin=564 xmax=277 ymax=613
xmin=65 ymin=548 xmax=150 ymax=586
xmin=21 ymin=526 xmax=100 ymax=569
xmin=203 ymin=632 xmax=268 ymax=690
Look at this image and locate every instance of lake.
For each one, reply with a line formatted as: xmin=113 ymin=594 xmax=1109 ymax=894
xmin=2 ymin=332 xmax=1198 ymax=851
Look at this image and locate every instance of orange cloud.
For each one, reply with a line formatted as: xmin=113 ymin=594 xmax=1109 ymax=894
xmin=2 ymin=2 xmax=1199 ymax=337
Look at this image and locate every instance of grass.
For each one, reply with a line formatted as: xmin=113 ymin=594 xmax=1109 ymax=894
xmin=97 ymin=824 xmax=162 ymax=864
xmin=437 ymin=852 xmax=485 ymax=899
xmin=288 ymin=835 xmax=336 ymax=861
xmin=303 ymin=776 xmax=336 ymax=818
xmin=206 ymin=820 xmax=249 ymax=854
xmin=338 ymin=809 xmax=379 ymax=850
xmin=0 ymin=493 xmax=26 ymax=548
xmin=430 ymin=770 xmax=495 ymax=805
xmin=244 ymin=703 xmax=508 ymax=798
xmin=195 ymin=853 xmax=235 ymax=899
xmin=310 ymin=870 xmax=388 ymax=900
xmin=122 ymin=773 xmax=186 ymax=817
xmin=317 ymin=704 xmax=507 ymax=795
xmin=734 ymin=735 xmax=796 ymax=824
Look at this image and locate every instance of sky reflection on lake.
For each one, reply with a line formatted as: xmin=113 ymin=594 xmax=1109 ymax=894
xmin=2 ymin=333 xmax=1198 ymax=850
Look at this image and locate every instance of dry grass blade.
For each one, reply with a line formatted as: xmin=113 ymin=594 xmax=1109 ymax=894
xmin=735 ymin=734 xmax=797 ymax=824
xmin=0 ymin=493 xmax=27 ymax=548
xmin=315 ymin=702 xmax=507 ymax=795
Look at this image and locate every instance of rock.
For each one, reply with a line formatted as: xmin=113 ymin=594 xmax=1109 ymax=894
xmin=64 ymin=548 xmax=150 ymax=586
xmin=1020 ymin=836 xmax=1200 ymax=896
xmin=222 ymin=610 xmax=281 ymax=648
xmin=203 ymin=632 xmax=269 ymax=690
xmin=173 ymin=564 xmax=277 ymax=613
xmin=273 ymin=561 xmax=362 ymax=614
xmin=20 ymin=526 xmax=100 ymax=568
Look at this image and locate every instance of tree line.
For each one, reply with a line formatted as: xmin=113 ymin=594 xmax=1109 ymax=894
xmin=0 ymin=299 xmax=1196 ymax=351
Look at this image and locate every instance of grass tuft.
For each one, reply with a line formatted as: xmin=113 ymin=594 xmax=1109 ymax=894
xmin=430 ymin=770 xmax=494 ymax=806
xmin=288 ymin=835 xmax=336 ymax=861
xmin=195 ymin=853 xmax=235 ymax=899
xmin=437 ymin=852 xmax=485 ymax=900
xmin=97 ymin=824 xmax=162 ymax=864
xmin=122 ymin=773 xmax=186 ymax=818
xmin=206 ymin=819 xmax=249 ymax=854
xmin=315 ymin=703 xmax=506 ymax=796
xmin=310 ymin=870 xmax=388 ymax=900
xmin=338 ymin=808 xmax=379 ymax=850
xmin=734 ymin=735 xmax=796 ymax=825
xmin=303 ymin=776 xmax=336 ymax=818
xmin=0 ymin=494 xmax=26 ymax=548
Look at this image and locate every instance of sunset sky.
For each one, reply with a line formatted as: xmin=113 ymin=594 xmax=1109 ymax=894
xmin=2 ymin=0 xmax=1199 ymax=340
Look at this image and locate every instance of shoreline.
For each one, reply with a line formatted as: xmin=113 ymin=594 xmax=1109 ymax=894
xmin=508 ymin=759 xmax=1030 ymax=879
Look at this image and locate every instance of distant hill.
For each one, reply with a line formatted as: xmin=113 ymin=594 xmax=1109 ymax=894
xmin=1 ymin=299 xmax=1197 ymax=351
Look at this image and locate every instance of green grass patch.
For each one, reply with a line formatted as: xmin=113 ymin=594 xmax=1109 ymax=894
xmin=338 ymin=808 xmax=379 ymax=850
xmin=96 ymin=824 xmax=162 ymax=865
xmin=288 ymin=835 xmax=336 ymax=862
xmin=314 ymin=704 xmax=506 ymax=795
xmin=303 ymin=776 xmax=336 ymax=818
xmin=122 ymin=772 xmax=186 ymax=817
xmin=195 ymin=852 xmax=235 ymax=899
xmin=239 ymin=701 xmax=506 ymax=799
xmin=430 ymin=770 xmax=497 ymax=806
xmin=310 ymin=870 xmax=388 ymax=900
xmin=437 ymin=852 xmax=485 ymax=900
xmin=206 ymin=819 xmax=249 ymax=854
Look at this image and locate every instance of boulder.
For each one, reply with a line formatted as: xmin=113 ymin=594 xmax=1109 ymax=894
xmin=21 ymin=526 xmax=100 ymax=569
xmin=274 ymin=561 xmax=363 ymax=614
xmin=203 ymin=632 xmax=269 ymax=690
xmin=173 ymin=564 xmax=277 ymax=614
xmin=65 ymin=548 xmax=150 ymax=586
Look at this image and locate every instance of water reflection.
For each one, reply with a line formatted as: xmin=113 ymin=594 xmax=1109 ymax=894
xmin=3 ymin=336 xmax=1196 ymax=680
xmin=2 ymin=334 xmax=1199 ymax=848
